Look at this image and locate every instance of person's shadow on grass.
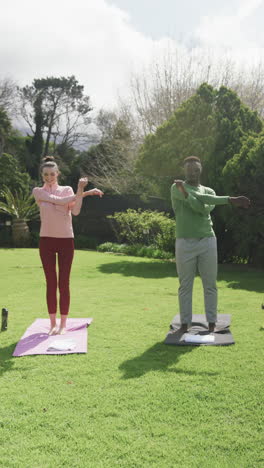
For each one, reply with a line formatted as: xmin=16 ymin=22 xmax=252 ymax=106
xmin=0 ymin=332 xmax=49 ymax=377
xmin=99 ymin=260 xmax=264 ymax=292
xmin=119 ymin=341 xmax=219 ymax=379
xmin=0 ymin=342 xmax=18 ymax=377
xmin=218 ymin=265 xmax=264 ymax=293
xmin=98 ymin=260 xmax=176 ymax=279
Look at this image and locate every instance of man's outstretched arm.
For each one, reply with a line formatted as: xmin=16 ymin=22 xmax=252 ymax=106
xmin=174 ymin=180 xmax=250 ymax=209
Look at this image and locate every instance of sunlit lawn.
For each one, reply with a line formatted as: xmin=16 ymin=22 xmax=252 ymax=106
xmin=0 ymin=249 xmax=264 ymax=467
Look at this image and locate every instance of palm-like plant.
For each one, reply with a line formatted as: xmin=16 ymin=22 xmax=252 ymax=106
xmin=0 ymin=186 xmax=39 ymax=246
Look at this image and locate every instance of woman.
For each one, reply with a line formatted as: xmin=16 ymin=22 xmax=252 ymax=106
xmin=33 ymin=156 xmax=104 ymax=335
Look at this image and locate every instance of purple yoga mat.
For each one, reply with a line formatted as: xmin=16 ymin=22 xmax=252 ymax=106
xmin=13 ymin=318 xmax=93 ymax=356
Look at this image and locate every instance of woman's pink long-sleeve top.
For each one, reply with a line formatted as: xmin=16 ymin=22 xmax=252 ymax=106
xmin=32 ymin=183 xmax=83 ymax=238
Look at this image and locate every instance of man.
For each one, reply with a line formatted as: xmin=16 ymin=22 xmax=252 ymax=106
xmin=171 ymin=156 xmax=250 ymax=333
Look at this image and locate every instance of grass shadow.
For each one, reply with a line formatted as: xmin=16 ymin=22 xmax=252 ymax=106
xmin=0 ymin=342 xmax=18 ymax=377
xmin=119 ymin=341 xmax=218 ymax=379
xmin=218 ymin=265 xmax=264 ymax=293
xmin=98 ymin=260 xmax=264 ymax=289
xmin=98 ymin=260 xmax=176 ymax=279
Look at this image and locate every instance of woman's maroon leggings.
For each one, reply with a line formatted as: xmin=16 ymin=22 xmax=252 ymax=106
xmin=39 ymin=237 xmax=74 ymax=316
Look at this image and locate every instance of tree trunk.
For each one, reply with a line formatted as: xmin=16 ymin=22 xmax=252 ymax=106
xmin=12 ymin=219 xmax=30 ymax=247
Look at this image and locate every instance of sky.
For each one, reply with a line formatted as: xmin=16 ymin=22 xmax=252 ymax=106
xmin=1 ymin=0 xmax=264 ymax=112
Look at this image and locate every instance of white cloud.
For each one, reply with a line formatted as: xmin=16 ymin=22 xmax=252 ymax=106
xmin=2 ymin=0 xmax=264 ymax=118
xmin=195 ymin=0 xmax=264 ymax=49
xmin=237 ymin=0 xmax=263 ymax=19
xmin=0 ymin=0 xmax=176 ymax=110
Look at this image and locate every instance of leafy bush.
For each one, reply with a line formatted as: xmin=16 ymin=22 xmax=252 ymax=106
xmin=108 ymin=209 xmax=175 ymax=253
xmin=97 ymin=242 xmax=174 ymax=260
xmin=97 ymin=242 xmax=127 ymax=253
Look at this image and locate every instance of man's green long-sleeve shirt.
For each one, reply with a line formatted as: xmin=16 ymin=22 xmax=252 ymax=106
xmin=171 ymin=183 xmax=229 ymax=238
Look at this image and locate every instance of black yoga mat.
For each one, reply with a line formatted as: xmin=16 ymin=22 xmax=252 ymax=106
xmin=165 ymin=314 xmax=234 ymax=346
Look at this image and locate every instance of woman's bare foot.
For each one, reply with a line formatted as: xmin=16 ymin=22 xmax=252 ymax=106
xmin=58 ymin=315 xmax=67 ymax=335
xmin=48 ymin=326 xmax=58 ymax=335
xmin=48 ymin=314 xmax=57 ymax=335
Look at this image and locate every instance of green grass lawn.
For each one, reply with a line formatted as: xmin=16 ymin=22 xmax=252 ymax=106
xmin=0 ymin=249 xmax=264 ymax=468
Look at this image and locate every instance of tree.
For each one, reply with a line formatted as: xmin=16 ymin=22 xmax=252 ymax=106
xmin=0 ymin=77 xmax=17 ymax=116
xmin=0 ymin=153 xmax=31 ymax=193
xmin=202 ymin=84 xmax=262 ymax=194
xmin=236 ymin=62 xmax=264 ymax=118
xmin=121 ymin=48 xmax=264 ymax=139
xmin=136 ymin=83 xmax=263 ymax=262
xmin=222 ymin=134 xmax=264 ymax=265
xmin=137 ymin=83 xmax=262 ymax=198
xmin=79 ymin=114 xmax=148 ymax=195
xmin=18 ymin=76 xmax=93 ymax=178
xmin=0 ymin=107 xmax=11 ymax=156
xmin=136 ymin=83 xmax=216 ymax=198
xmin=4 ymin=130 xmax=34 ymax=177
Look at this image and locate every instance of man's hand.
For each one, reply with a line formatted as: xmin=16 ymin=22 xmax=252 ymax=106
xmin=174 ymin=179 xmax=188 ymax=198
xmin=229 ymin=196 xmax=250 ymax=209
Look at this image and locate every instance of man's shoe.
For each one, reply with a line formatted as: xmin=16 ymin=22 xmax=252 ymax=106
xmin=179 ymin=323 xmax=188 ymax=333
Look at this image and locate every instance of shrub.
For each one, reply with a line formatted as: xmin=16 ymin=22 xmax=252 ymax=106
xmin=97 ymin=242 xmax=174 ymax=260
xmin=97 ymin=242 xmax=115 ymax=253
xmin=97 ymin=242 xmax=127 ymax=254
xmin=108 ymin=209 xmax=175 ymax=252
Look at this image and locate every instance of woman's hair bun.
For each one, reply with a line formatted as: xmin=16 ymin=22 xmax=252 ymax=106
xmin=42 ymin=155 xmax=55 ymax=163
